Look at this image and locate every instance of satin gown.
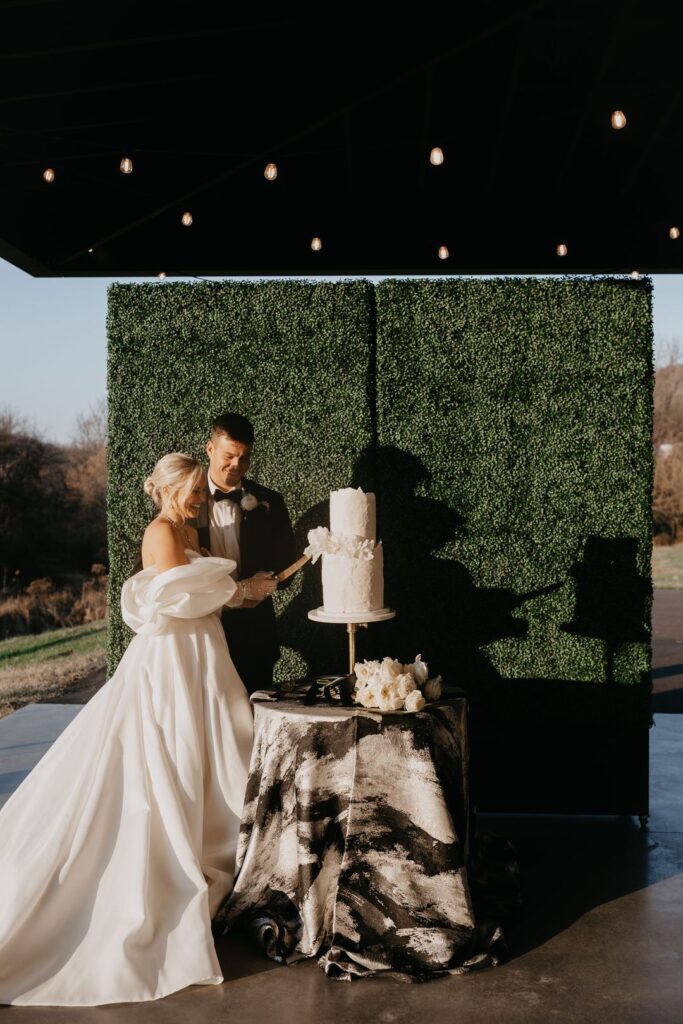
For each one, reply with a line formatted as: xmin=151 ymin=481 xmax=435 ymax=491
xmin=0 ymin=549 xmax=253 ymax=1006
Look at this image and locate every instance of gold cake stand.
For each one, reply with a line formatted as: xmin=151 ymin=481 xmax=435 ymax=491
xmin=307 ymin=607 xmax=396 ymax=675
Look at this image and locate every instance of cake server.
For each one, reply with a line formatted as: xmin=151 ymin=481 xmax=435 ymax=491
xmin=273 ymin=553 xmax=311 ymax=583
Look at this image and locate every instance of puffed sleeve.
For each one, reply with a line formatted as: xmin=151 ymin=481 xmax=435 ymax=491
xmin=121 ymin=556 xmax=238 ymax=635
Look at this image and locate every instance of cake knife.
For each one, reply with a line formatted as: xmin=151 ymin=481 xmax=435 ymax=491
xmin=272 ymin=553 xmax=311 ymax=583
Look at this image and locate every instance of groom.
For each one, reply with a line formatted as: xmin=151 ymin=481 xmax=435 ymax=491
xmin=193 ymin=412 xmax=297 ymax=694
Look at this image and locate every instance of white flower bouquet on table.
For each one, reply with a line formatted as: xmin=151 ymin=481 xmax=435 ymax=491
xmin=352 ymin=654 xmax=443 ymax=712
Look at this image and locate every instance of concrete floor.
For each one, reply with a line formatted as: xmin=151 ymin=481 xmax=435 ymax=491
xmin=1 ymin=595 xmax=681 ymax=1020
xmin=0 ymin=706 xmax=681 ymax=1021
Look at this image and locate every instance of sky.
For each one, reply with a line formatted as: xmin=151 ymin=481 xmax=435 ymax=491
xmin=0 ymin=257 xmax=680 ymax=445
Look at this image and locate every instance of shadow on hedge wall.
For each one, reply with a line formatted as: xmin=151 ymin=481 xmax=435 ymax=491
xmin=279 ymin=446 xmax=651 ymax=729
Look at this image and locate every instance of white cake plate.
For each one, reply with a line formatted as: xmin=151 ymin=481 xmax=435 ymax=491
xmin=308 ymin=607 xmax=396 ymax=625
xmin=308 ymin=607 xmax=396 ymax=673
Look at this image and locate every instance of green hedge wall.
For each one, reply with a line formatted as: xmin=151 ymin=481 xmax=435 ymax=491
xmin=107 ymin=277 xmax=652 ymax=726
xmin=374 ymin=278 xmax=652 ymax=724
xmin=106 ymin=280 xmax=375 ymax=679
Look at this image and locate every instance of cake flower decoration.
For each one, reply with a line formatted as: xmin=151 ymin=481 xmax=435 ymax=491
xmin=305 ymin=526 xmax=376 ymax=562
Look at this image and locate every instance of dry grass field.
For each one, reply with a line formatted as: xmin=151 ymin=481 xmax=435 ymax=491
xmin=653 ymin=541 xmax=683 ymax=589
xmin=0 ymin=621 xmax=107 ymax=719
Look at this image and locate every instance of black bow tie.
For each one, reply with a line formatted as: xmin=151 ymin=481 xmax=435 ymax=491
xmin=213 ymin=487 xmax=243 ymax=504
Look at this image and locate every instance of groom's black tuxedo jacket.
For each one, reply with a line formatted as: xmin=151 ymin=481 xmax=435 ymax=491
xmin=193 ymin=479 xmax=297 ymax=690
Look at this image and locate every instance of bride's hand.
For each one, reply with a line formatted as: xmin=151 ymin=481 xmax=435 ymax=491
xmin=242 ymin=572 xmax=278 ymax=603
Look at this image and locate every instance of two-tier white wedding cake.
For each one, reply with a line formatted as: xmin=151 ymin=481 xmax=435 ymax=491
xmin=305 ymin=487 xmax=385 ymax=614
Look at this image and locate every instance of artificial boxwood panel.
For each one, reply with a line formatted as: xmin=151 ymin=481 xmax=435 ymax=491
xmin=107 ymin=276 xmax=653 ymax=732
xmin=374 ymin=277 xmax=653 ymax=725
xmin=106 ymin=280 xmax=375 ymax=679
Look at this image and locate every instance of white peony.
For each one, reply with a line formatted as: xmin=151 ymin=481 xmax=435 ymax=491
xmin=380 ymin=656 xmax=404 ymax=683
xmin=424 ymin=675 xmax=443 ymax=702
xmin=354 ymin=684 xmax=370 ymax=706
xmin=377 ymin=682 xmax=404 ymax=712
xmin=404 ymin=689 xmax=426 ymax=713
xmin=354 ymin=670 xmax=383 ymax=708
xmin=409 ymin=654 xmax=429 ymax=685
xmin=396 ymin=672 xmax=417 ymax=699
xmin=368 ymin=677 xmax=385 ymax=700
xmin=354 ymin=660 xmax=374 ymax=684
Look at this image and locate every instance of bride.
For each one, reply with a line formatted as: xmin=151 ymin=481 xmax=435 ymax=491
xmin=0 ymin=452 xmax=277 ymax=1006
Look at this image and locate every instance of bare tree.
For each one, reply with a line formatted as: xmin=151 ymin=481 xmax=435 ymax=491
xmin=0 ymin=405 xmax=42 ymax=440
xmin=653 ymin=447 xmax=683 ymax=541
xmin=64 ymin=398 xmax=108 ymax=567
xmin=71 ymin=397 xmax=107 ymax=450
xmin=655 ymin=335 xmax=683 ymax=371
xmin=653 ymin=365 xmax=683 ymax=446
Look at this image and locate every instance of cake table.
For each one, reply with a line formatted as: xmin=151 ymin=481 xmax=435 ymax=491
xmin=213 ymin=695 xmax=512 ymax=980
xmin=307 ymin=606 xmax=396 ymax=674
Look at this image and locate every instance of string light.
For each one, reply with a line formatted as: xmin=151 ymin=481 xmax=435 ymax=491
xmin=630 ymin=270 xmax=639 ymax=279
xmin=157 ymin=271 xmax=166 ymax=279
xmin=669 ymin=226 xmax=680 ymax=240
xmin=88 ymin=247 xmax=94 ymax=254
xmin=181 ymin=211 xmax=193 ymax=227
xmin=264 ymin=162 xmax=278 ymax=181
xmin=119 ymin=157 xmax=134 ymax=174
xmin=311 ymin=236 xmax=322 ymax=251
xmin=42 ymin=168 xmax=55 ymax=183
xmin=438 ymin=245 xmax=449 ymax=259
xmin=611 ymin=110 xmax=627 ymax=130
xmin=430 ymin=147 xmax=444 ymax=165
xmin=556 ymin=243 xmax=568 ymax=256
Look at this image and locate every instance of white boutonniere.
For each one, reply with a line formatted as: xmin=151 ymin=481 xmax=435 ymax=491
xmin=240 ymin=492 xmax=270 ymax=517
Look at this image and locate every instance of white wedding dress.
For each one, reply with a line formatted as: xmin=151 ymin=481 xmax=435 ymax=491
xmin=0 ymin=549 xmax=253 ymax=1006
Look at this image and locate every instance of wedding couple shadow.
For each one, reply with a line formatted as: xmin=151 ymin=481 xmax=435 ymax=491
xmin=278 ymin=445 xmax=544 ymax=685
xmin=279 ymin=444 xmax=650 ymax=702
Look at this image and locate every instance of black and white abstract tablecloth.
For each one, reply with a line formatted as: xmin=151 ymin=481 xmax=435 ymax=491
xmin=214 ymin=697 xmax=515 ymax=981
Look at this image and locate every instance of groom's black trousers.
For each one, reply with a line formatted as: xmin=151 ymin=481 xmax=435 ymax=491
xmin=220 ymin=598 xmax=278 ymax=695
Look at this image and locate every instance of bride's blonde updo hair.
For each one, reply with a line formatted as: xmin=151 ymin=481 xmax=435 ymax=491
xmin=143 ymin=453 xmax=205 ymax=525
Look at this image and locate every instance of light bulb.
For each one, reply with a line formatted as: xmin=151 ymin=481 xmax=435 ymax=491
xmin=181 ymin=211 xmax=193 ymax=227
xmin=438 ymin=245 xmax=449 ymax=259
xmin=157 ymin=271 xmax=166 ymax=279
xmin=430 ymin=147 xmax=444 ymax=166
xmin=42 ymin=167 xmax=55 ymax=183
xmin=88 ymin=247 xmax=94 ymax=254
xmin=264 ymin=162 xmax=278 ymax=181
xmin=611 ymin=110 xmax=627 ymax=130
xmin=311 ymin=236 xmax=322 ymax=251
xmin=120 ymin=157 xmax=133 ymax=174
xmin=556 ymin=243 xmax=568 ymax=256
xmin=630 ymin=270 xmax=639 ymax=279
xmin=669 ymin=226 xmax=680 ymax=240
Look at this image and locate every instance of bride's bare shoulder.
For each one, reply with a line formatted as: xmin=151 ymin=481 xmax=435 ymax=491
xmin=144 ymin=517 xmax=175 ymax=544
xmin=141 ymin=518 xmax=179 ymax=568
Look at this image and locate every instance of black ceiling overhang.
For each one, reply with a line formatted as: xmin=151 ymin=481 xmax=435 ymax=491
xmin=1 ymin=1 xmax=683 ymax=277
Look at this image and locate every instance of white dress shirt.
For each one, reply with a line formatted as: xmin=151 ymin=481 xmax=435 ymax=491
xmin=207 ymin=474 xmax=242 ymax=578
